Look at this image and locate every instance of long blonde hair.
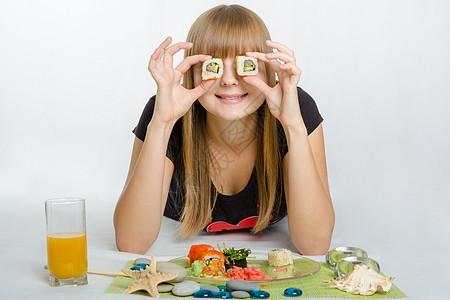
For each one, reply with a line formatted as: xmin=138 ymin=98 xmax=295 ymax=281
xmin=179 ymin=5 xmax=282 ymax=237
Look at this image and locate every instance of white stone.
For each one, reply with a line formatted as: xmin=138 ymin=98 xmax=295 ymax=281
xmin=172 ymin=281 xmax=200 ymax=296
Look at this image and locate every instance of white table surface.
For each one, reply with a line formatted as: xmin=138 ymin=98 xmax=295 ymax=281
xmin=1 ymin=203 xmax=448 ymax=300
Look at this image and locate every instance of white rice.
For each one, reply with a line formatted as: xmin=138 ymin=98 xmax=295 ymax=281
xmin=268 ymin=248 xmax=294 ymax=267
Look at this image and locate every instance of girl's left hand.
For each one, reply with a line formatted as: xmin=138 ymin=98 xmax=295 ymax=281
xmin=244 ymin=40 xmax=304 ymax=129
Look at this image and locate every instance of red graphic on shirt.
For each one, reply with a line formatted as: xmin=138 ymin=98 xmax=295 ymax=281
xmin=206 ymin=216 xmax=259 ymax=232
xmin=206 ymin=215 xmax=274 ymax=232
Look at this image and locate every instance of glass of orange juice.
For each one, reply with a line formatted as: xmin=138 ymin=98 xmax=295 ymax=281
xmin=45 ymin=198 xmax=88 ymax=286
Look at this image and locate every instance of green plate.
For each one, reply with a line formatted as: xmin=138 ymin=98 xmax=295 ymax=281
xmin=169 ymin=255 xmax=320 ymax=284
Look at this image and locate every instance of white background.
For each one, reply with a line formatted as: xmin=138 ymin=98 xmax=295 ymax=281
xmin=1 ymin=0 xmax=449 ymax=299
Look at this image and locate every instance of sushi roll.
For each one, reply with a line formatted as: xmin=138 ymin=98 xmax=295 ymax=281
xmin=268 ymin=248 xmax=294 ymax=267
xmin=222 ymin=247 xmax=251 ymax=271
xmin=198 ymin=250 xmax=225 ymax=266
xmin=188 ymin=244 xmax=215 ymax=265
xmin=202 ymin=58 xmax=223 ymax=80
xmin=198 ymin=249 xmax=226 ymax=274
xmin=236 ymin=56 xmax=258 ymax=76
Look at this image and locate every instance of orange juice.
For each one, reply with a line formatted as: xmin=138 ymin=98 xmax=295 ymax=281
xmin=47 ymin=232 xmax=87 ymax=279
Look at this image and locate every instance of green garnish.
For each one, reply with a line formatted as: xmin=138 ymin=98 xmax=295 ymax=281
xmin=191 ymin=260 xmax=206 ymax=277
xmin=222 ymin=247 xmax=251 ymax=264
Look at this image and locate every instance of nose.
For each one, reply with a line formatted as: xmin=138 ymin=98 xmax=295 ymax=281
xmin=219 ymin=59 xmax=239 ymax=87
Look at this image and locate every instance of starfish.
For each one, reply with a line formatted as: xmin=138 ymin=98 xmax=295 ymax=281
xmin=121 ymin=256 xmax=178 ymax=298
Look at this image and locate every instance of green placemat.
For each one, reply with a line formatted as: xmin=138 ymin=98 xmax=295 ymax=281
xmin=105 ymin=260 xmax=407 ymax=298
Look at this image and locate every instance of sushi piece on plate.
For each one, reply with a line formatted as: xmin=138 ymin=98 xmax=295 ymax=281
xmin=222 ymin=247 xmax=251 ymax=270
xmin=202 ymin=58 xmax=223 ymax=80
xmin=188 ymin=244 xmax=214 ymax=265
xmin=268 ymin=248 xmax=294 ymax=267
xmin=236 ymin=56 xmax=258 ymax=76
xmin=188 ymin=245 xmax=226 ymax=276
xmin=198 ymin=249 xmax=226 ymax=270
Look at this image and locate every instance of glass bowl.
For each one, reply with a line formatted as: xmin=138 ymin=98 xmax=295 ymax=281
xmin=334 ymin=256 xmax=380 ymax=278
xmin=325 ymin=247 xmax=368 ymax=269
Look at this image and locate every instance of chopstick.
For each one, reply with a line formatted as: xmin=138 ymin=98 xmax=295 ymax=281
xmin=87 ymin=270 xmax=126 ymax=277
xmin=43 ymin=265 xmax=126 ymax=277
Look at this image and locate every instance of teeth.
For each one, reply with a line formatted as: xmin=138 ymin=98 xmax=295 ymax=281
xmin=218 ymin=94 xmax=247 ymax=100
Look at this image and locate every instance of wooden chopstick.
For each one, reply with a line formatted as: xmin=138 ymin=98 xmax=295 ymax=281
xmin=44 ymin=265 xmax=126 ymax=277
xmin=87 ymin=270 xmax=126 ymax=277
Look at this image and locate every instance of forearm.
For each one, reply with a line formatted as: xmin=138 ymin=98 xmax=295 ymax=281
xmin=284 ymin=123 xmax=335 ymax=255
xmin=114 ymin=119 xmax=175 ymax=254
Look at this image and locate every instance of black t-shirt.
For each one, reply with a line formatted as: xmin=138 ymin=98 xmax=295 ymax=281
xmin=133 ymin=86 xmax=323 ymax=232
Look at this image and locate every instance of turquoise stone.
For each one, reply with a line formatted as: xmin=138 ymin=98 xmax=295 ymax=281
xmin=250 ymin=290 xmax=270 ymax=299
xmin=214 ymin=291 xmax=232 ymax=298
xmin=194 ymin=289 xmax=214 ymax=298
xmin=284 ymin=287 xmax=303 ymax=297
xmin=130 ymin=263 xmax=148 ymax=271
xmin=217 ymin=285 xmax=228 ymax=292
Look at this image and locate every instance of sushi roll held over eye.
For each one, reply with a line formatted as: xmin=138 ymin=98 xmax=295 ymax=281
xmin=236 ymin=56 xmax=258 ymax=76
xmin=202 ymin=58 xmax=223 ymax=80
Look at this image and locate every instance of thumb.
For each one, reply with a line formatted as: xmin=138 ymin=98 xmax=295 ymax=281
xmin=189 ymin=79 xmax=215 ymax=101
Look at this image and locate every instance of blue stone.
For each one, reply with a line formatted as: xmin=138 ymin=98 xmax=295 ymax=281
xmin=250 ymin=290 xmax=270 ymax=299
xmin=214 ymin=291 xmax=232 ymax=299
xmin=194 ymin=289 xmax=214 ymax=298
xmin=130 ymin=263 xmax=148 ymax=271
xmin=284 ymin=287 xmax=303 ymax=297
xmin=217 ymin=285 xmax=228 ymax=292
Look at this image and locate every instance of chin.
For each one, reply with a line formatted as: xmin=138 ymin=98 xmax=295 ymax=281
xmin=200 ymin=96 xmax=264 ymax=121
xmin=218 ymin=111 xmax=249 ymax=121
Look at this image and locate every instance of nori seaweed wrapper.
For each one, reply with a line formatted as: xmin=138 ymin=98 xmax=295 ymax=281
xmin=225 ymin=258 xmax=247 ymax=270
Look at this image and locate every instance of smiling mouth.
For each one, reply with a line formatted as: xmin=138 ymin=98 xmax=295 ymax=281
xmin=215 ymin=93 xmax=248 ymax=100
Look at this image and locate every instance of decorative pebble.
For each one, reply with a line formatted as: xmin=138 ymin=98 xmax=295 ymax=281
xmin=213 ymin=291 xmax=232 ymax=299
xmin=231 ymin=290 xmax=250 ymax=299
xmin=284 ymin=287 xmax=303 ymax=297
xmin=250 ymin=290 xmax=270 ymax=299
xmin=194 ymin=289 xmax=214 ymax=298
xmin=134 ymin=258 xmax=151 ymax=265
xmin=130 ymin=263 xmax=148 ymax=271
xmin=226 ymin=280 xmax=261 ymax=293
xmin=156 ymin=262 xmax=188 ymax=283
xmin=217 ymin=285 xmax=228 ymax=292
xmin=202 ymin=285 xmax=220 ymax=293
xmin=157 ymin=283 xmax=174 ymax=293
xmin=172 ymin=281 xmax=201 ymax=297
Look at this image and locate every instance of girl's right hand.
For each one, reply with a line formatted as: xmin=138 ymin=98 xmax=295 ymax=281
xmin=148 ymin=37 xmax=214 ymax=125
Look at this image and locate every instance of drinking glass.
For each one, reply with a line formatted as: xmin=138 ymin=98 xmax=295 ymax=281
xmin=45 ymin=198 xmax=88 ymax=286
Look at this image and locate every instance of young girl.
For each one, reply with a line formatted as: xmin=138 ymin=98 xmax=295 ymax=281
xmin=114 ymin=5 xmax=334 ymax=255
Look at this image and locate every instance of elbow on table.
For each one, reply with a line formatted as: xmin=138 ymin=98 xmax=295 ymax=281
xmin=292 ymin=234 xmax=333 ymax=255
xmin=115 ymin=237 xmax=155 ymax=255
xmin=296 ymin=244 xmax=330 ymax=256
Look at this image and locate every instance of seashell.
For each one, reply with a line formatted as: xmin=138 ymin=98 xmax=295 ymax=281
xmin=324 ymin=264 xmax=395 ymax=296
